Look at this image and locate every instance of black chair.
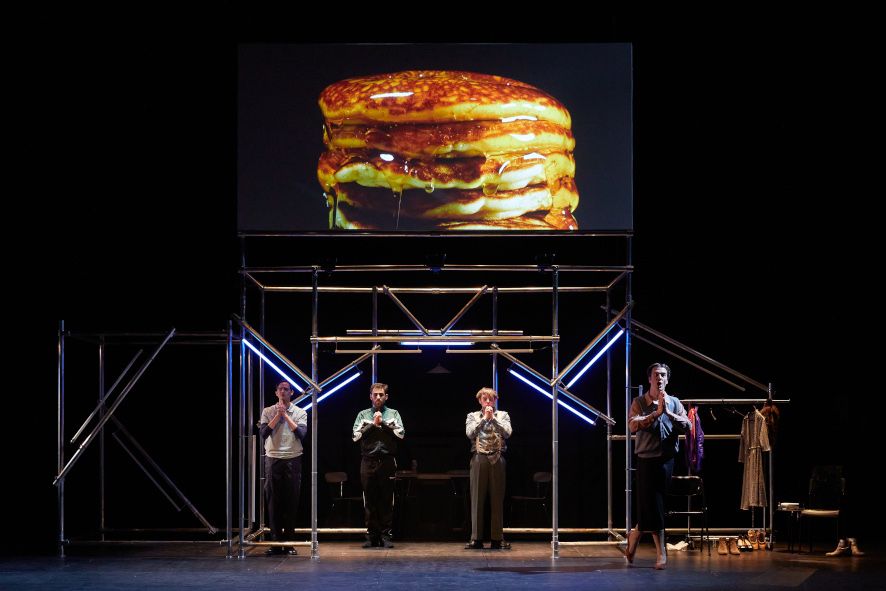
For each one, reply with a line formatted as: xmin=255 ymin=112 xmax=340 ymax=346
xmin=393 ymin=461 xmax=421 ymax=538
xmin=509 ymin=471 xmax=552 ymax=525
xmin=324 ymin=471 xmax=364 ymax=527
xmin=799 ymin=465 xmax=844 ymax=553
xmin=666 ymin=475 xmax=710 ymax=554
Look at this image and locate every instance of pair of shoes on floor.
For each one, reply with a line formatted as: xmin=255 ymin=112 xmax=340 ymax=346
xmin=827 ymin=538 xmax=864 ymax=557
xmin=666 ymin=540 xmax=689 ymax=551
xmin=737 ymin=536 xmax=754 ymax=552
xmin=490 ymin=540 xmax=511 ymax=550
xmin=747 ymin=529 xmax=768 ymax=550
xmin=717 ymin=537 xmax=741 ymax=555
xmin=464 ymin=540 xmax=484 ymax=550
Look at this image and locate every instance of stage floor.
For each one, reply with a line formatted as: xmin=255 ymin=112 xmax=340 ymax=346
xmin=1 ymin=541 xmax=882 ymax=590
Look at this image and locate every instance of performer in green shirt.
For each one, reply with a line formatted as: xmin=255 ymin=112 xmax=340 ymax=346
xmin=352 ymin=382 xmax=405 ymax=548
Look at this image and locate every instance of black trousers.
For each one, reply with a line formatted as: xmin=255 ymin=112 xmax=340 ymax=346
xmin=360 ymin=455 xmax=396 ymax=539
xmin=264 ymin=456 xmax=302 ymax=541
xmin=636 ymin=455 xmax=674 ymax=532
xmin=470 ymin=453 xmax=506 ymax=541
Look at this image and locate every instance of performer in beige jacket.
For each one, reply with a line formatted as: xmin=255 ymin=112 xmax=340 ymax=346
xmin=464 ymin=387 xmax=512 ymax=550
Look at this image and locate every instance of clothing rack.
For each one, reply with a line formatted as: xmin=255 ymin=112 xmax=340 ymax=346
xmin=679 ymin=396 xmax=789 ymax=546
xmin=616 ymin=311 xmax=789 ymax=551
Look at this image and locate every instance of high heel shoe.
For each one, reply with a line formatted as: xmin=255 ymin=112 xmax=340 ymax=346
xmin=847 ymin=538 xmax=865 ymax=556
xmin=624 ymin=528 xmax=641 ymax=564
xmin=748 ymin=529 xmax=758 ymax=550
xmin=825 ymin=539 xmax=849 ymax=556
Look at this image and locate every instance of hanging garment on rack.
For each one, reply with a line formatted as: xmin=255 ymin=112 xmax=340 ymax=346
xmin=760 ymin=402 xmax=780 ymax=447
xmin=739 ymin=409 xmax=771 ymax=509
xmin=685 ymin=406 xmax=705 ymax=474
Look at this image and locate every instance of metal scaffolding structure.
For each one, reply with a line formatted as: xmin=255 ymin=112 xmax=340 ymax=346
xmin=53 ymin=235 xmax=785 ymax=559
xmin=53 ymin=325 xmax=230 ymax=557
xmin=236 ymin=237 xmax=635 ymax=559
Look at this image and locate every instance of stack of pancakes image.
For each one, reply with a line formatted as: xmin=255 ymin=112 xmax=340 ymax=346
xmin=318 ymin=71 xmax=579 ymax=230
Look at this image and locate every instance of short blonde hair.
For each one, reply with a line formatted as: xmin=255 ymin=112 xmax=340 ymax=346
xmin=475 ymin=387 xmax=498 ymax=401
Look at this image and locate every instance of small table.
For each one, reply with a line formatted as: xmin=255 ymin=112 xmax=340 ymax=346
xmin=394 ymin=472 xmax=470 ymax=539
xmin=776 ymin=505 xmax=801 ymax=552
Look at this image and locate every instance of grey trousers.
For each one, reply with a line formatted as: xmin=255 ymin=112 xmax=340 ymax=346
xmin=470 ymin=453 xmax=506 ymax=541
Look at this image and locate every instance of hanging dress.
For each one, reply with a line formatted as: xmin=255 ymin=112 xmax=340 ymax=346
xmin=739 ymin=408 xmax=771 ymax=509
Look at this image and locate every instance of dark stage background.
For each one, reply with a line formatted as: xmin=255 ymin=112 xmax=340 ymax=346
xmin=16 ymin=15 xmax=873 ymax=555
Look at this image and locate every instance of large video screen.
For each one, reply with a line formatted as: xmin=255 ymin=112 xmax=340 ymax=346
xmin=238 ymin=44 xmax=632 ymax=233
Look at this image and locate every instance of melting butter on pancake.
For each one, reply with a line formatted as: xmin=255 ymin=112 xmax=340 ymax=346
xmin=318 ymin=150 xmax=575 ymax=194
xmin=325 ymin=120 xmax=574 ymax=159
xmin=440 ymin=209 xmax=578 ymax=230
xmin=318 ymin=70 xmax=580 ymax=231
xmin=332 ymin=178 xmax=578 ymax=221
xmin=332 ymin=204 xmax=577 ymax=231
xmin=320 ymin=70 xmax=571 ymax=129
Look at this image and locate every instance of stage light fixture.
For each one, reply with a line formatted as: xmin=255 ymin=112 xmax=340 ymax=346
xmin=425 ymin=253 xmax=446 ymax=272
xmin=243 ymin=340 xmax=306 ymax=392
xmin=507 ymin=368 xmax=596 ymax=426
xmin=299 ymin=370 xmax=362 ymax=412
xmin=564 ymin=328 xmax=625 ymax=389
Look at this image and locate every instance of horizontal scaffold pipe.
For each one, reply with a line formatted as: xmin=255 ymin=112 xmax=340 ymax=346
xmin=312 ymin=335 xmax=559 ymax=343
xmin=611 ymin=434 xmax=741 ymax=441
xmin=241 ymin=264 xmax=632 ymax=273
xmin=258 ymin=286 xmax=612 ymax=293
